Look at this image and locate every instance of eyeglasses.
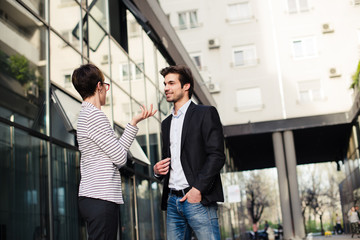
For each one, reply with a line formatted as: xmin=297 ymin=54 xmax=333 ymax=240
xmin=103 ymin=83 xmax=110 ymax=91
xmin=98 ymin=81 xmax=110 ymax=91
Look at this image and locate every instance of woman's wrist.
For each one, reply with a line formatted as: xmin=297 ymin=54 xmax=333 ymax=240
xmin=130 ymin=119 xmax=137 ymax=126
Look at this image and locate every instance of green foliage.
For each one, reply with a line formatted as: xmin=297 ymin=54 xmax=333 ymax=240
xmin=306 ymin=220 xmax=320 ymax=233
xmin=350 ymin=60 xmax=360 ymax=89
xmin=8 ymin=54 xmax=35 ymax=85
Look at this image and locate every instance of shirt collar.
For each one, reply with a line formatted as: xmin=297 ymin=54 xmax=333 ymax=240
xmin=82 ymin=101 xmax=97 ymax=109
xmin=171 ymin=100 xmax=192 ymax=118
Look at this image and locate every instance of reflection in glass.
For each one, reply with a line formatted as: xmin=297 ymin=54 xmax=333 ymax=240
xmin=110 ymin=39 xmax=131 ymax=92
xmin=89 ymin=0 xmax=108 ymax=31
xmin=0 ymin=124 xmax=48 ymax=239
xmin=50 ymin=31 xmax=82 ymax=99
xmin=50 ymin=0 xmax=81 ymax=52
xmin=120 ymin=175 xmax=136 ymax=240
xmin=112 ymin=82 xmax=132 ymax=127
xmin=0 ymin=5 xmax=47 ymax=132
xmin=143 ymin=31 xmax=157 ymax=83
xmin=136 ymin=178 xmax=153 ymax=239
xmin=151 ymin=181 xmax=166 ymax=240
xmin=127 ymin=10 xmax=143 ymax=65
xmin=52 ymin=144 xmax=83 ymax=240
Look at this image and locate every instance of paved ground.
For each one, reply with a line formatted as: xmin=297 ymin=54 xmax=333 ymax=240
xmin=306 ymin=234 xmax=360 ymax=240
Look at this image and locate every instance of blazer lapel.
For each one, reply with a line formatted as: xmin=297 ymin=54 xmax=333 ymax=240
xmin=181 ymin=102 xmax=195 ymax=151
xmin=163 ymin=116 xmax=172 ymax=158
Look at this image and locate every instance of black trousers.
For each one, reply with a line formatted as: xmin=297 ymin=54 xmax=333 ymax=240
xmin=78 ymin=197 xmax=120 ymax=240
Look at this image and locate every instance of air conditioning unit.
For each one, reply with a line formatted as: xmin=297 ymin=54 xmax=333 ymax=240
xmin=322 ymin=23 xmax=334 ymax=34
xmin=208 ymin=38 xmax=220 ymax=49
xmin=329 ymin=67 xmax=341 ymax=78
xmin=206 ymin=82 xmax=221 ymax=93
xmin=26 ymin=82 xmax=39 ymax=98
xmin=101 ymin=55 xmax=109 ymax=64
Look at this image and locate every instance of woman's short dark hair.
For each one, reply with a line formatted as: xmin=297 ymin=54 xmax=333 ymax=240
xmin=160 ymin=65 xmax=194 ymax=99
xmin=72 ymin=64 xmax=104 ymax=100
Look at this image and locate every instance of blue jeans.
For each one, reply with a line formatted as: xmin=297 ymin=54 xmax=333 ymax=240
xmin=166 ymin=194 xmax=220 ymax=240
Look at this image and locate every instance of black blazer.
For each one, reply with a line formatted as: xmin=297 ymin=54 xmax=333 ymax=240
xmin=158 ymin=102 xmax=225 ymax=210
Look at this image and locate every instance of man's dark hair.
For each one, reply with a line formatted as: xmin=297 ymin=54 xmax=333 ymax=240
xmin=72 ymin=64 xmax=104 ymax=100
xmin=160 ymin=65 xmax=194 ymax=99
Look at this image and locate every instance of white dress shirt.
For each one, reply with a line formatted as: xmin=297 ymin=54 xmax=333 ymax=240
xmin=168 ymin=100 xmax=192 ymax=190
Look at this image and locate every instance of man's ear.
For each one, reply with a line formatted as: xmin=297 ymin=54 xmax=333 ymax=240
xmin=183 ymin=83 xmax=190 ymax=91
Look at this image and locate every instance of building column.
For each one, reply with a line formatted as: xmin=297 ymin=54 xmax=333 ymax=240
xmin=273 ymin=131 xmax=305 ymax=240
xmin=272 ymin=132 xmax=293 ymax=240
xmin=283 ymin=131 xmax=305 ymax=239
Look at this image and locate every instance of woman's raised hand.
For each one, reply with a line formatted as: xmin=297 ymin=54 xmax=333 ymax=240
xmin=130 ymin=104 xmax=157 ymax=126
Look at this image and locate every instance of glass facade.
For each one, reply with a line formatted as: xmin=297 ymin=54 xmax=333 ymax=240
xmin=0 ymin=0 xmax=175 ymax=239
xmin=340 ymin=122 xmax=360 ymax=234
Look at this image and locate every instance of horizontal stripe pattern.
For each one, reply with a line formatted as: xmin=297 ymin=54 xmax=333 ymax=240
xmin=77 ymin=101 xmax=138 ymax=204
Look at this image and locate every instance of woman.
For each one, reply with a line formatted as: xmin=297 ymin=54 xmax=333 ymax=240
xmin=72 ymin=64 xmax=156 ymax=239
xmin=348 ymin=206 xmax=360 ymax=238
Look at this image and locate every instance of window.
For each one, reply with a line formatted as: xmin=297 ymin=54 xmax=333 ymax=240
xmin=64 ymin=74 xmax=71 ymax=84
xmin=298 ymin=80 xmax=323 ymax=102
xmin=120 ymin=62 xmax=144 ymax=81
xmin=287 ymin=0 xmax=309 ymax=13
xmin=178 ymin=10 xmax=199 ymax=30
xmin=227 ymin=2 xmax=252 ymax=22
xmin=128 ymin=20 xmax=141 ymax=38
xmin=236 ymin=87 xmax=263 ymax=111
xmin=233 ymin=45 xmax=257 ymax=67
xmin=190 ymin=52 xmax=202 ymax=70
xmin=292 ymin=37 xmax=317 ymax=59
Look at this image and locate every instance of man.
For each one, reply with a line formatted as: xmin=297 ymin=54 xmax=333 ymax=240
xmin=153 ymin=65 xmax=225 ymax=240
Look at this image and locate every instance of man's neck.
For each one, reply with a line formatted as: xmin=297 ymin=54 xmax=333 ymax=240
xmin=173 ymin=98 xmax=190 ymax=115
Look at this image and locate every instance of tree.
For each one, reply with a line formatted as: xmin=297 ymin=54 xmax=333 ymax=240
xmin=245 ymin=172 xmax=270 ymax=225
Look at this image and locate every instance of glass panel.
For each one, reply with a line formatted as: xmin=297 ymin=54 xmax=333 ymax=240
xmin=132 ymin=99 xmax=147 ymax=141
xmin=299 ymin=0 xmax=309 ymax=12
xmin=303 ymin=38 xmax=316 ymax=57
xmin=293 ymin=40 xmax=303 ymax=58
xmin=159 ymin=92 xmax=172 ymax=120
xmin=89 ymin=0 xmax=108 ymax=31
xmin=151 ymin=181 xmax=165 ymax=240
xmin=288 ymin=0 xmax=298 ymax=13
xmin=120 ymin=175 xmax=136 ymax=240
xmin=110 ymin=38 xmax=131 ymax=94
xmin=16 ymin=0 xmax=46 ymax=19
xmin=127 ymin=10 xmax=144 ymax=62
xmin=0 ymin=8 xmax=47 ymax=132
xmin=238 ymin=3 xmax=251 ymax=20
xmin=0 ymin=123 xmax=49 ymax=239
xmin=244 ymin=48 xmax=256 ymax=65
xmin=50 ymin=0 xmax=82 ymax=52
xmin=136 ymin=178 xmax=153 ymax=239
xmin=189 ymin=11 xmax=198 ymax=28
xmin=112 ymin=83 xmax=132 ymax=127
xmin=100 ymin=76 xmax=113 ymax=121
xmin=52 ymin=144 xmax=83 ymax=240
xmin=130 ymin=62 xmax=146 ymax=105
xmin=236 ymin=88 xmax=262 ymax=110
xmin=89 ymin=24 xmax=110 ymax=76
xmin=50 ymin=31 xmax=82 ymax=99
xmin=143 ymin=31 xmax=157 ymax=84
xmin=145 ymin=78 xmax=161 ymax=164
xmin=156 ymin=50 xmax=169 ymax=88
xmin=234 ymin=50 xmax=245 ymax=66
xmin=178 ymin=12 xmax=187 ymax=30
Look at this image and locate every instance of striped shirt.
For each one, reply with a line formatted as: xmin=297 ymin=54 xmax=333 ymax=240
xmin=77 ymin=101 xmax=138 ymax=204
